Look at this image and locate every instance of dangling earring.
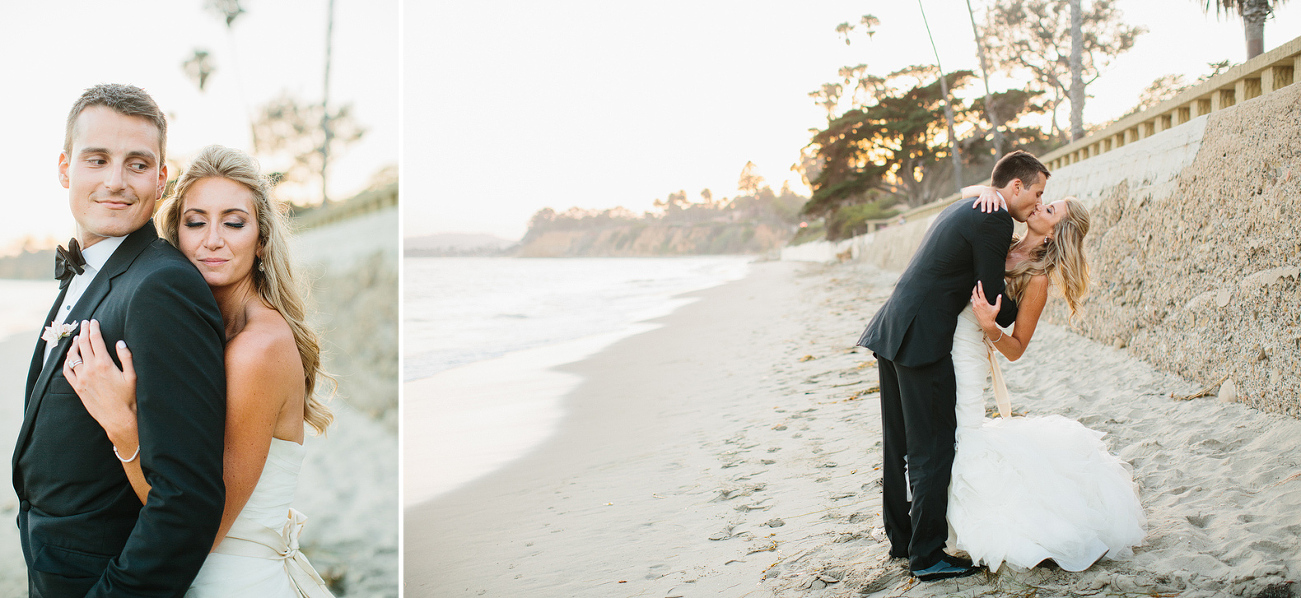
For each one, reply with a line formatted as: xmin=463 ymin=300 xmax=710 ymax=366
xmin=1044 ymin=237 xmax=1052 ymax=246
xmin=258 ymin=259 xmax=265 ymax=272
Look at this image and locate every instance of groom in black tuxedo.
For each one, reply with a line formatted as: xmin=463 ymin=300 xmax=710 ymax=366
xmin=12 ymin=84 xmax=226 ymax=597
xmin=857 ymin=150 xmax=1049 ymax=580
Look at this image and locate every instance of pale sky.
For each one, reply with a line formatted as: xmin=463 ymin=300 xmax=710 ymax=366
xmin=408 ymin=0 xmax=1300 ymax=242
xmin=0 ymin=0 xmax=398 ymax=254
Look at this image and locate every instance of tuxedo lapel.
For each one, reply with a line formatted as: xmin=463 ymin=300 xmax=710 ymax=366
xmin=13 ymin=223 xmax=160 ymax=467
xmin=25 ymin=287 xmax=68 ymax=406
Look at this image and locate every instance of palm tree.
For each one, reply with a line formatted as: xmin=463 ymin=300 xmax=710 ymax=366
xmin=966 ymin=0 xmax=1004 ymax=157
xmin=918 ymin=0 xmax=962 ymax=193
xmin=1201 ymin=0 xmax=1290 ymax=59
xmin=1070 ymin=0 xmax=1085 ymax=141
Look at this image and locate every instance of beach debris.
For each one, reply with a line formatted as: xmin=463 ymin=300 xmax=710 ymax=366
xmin=712 ymin=483 xmax=766 ymax=502
xmin=708 ymin=525 xmax=736 ymax=541
xmin=870 ymin=527 xmax=888 ymax=542
xmin=801 ymin=572 xmax=842 ymax=590
xmin=1270 ymin=471 xmax=1301 ymax=488
xmin=799 ymin=354 xmax=816 ymax=362
xmin=764 ymin=518 xmax=785 ymax=528
xmin=1219 ymin=378 xmax=1239 ymax=403
xmin=858 ymin=568 xmax=907 ymax=594
xmin=1171 ymin=371 xmax=1231 ymax=401
xmin=735 ymin=500 xmax=773 ymax=512
xmin=818 ymin=461 xmax=838 ymax=468
xmin=747 ymin=539 xmax=779 ymax=555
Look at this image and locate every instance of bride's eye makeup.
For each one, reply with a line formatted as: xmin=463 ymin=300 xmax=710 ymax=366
xmin=184 ymin=220 xmax=207 ymax=228
xmin=223 ymin=220 xmax=246 ymax=229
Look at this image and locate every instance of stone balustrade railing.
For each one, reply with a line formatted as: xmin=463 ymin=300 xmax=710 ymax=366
xmin=293 ymin=182 xmax=399 ymax=231
xmin=1041 ymin=34 xmax=1300 ymax=172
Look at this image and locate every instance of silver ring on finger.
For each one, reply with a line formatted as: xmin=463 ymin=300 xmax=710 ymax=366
xmin=68 ymin=359 xmax=83 ymax=369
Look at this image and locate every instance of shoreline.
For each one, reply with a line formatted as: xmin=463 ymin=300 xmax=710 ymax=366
xmin=403 ymin=323 xmax=659 ymax=506
xmin=405 ymin=260 xmax=815 ymax=596
xmin=407 ymin=260 xmax=1301 ymax=598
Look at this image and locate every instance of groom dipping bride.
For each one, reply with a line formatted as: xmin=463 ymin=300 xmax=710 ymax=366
xmin=857 ymin=150 xmax=1145 ymax=581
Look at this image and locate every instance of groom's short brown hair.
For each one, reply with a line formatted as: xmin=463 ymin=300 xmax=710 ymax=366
xmin=991 ymin=149 xmax=1050 ymax=188
xmin=64 ymin=84 xmax=168 ymax=164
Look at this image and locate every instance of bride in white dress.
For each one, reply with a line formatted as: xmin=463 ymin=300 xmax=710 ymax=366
xmin=65 ymin=145 xmax=335 ymax=597
xmin=946 ymin=189 xmax=1145 ymax=572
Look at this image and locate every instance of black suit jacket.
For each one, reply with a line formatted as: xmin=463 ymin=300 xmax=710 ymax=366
xmin=12 ymin=221 xmax=226 ymax=598
xmin=857 ymin=199 xmax=1019 ymax=367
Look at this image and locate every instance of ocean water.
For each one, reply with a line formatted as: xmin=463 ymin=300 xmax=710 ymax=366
xmin=403 ymin=256 xmax=752 ymax=506
xmin=0 ymin=279 xmax=60 ymax=342
xmin=404 ymin=256 xmax=752 ymax=381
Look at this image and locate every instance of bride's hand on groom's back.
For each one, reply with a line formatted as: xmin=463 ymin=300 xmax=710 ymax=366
xmin=969 ymin=186 xmax=1005 ymax=214
xmin=971 ymin=281 xmax=1003 ymax=332
xmin=64 ymin=319 xmax=140 ymax=438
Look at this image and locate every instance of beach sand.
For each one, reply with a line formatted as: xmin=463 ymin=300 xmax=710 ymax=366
xmin=0 ymin=332 xmax=32 ymax=596
xmin=406 ymin=260 xmax=1301 ymax=597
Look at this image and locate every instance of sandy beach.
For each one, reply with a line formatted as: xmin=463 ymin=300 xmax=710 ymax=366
xmin=407 ymin=259 xmax=1301 ymax=597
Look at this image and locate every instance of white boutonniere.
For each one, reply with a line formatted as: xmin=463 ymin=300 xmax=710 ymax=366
xmin=41 ymin=320 xmax=79 ymax=344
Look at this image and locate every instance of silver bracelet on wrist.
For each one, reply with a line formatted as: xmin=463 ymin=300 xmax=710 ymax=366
xmin=114 ymin=445 xmax=140 ymax=463
xmin=990 ymin=329 xmax=1005 ymax=343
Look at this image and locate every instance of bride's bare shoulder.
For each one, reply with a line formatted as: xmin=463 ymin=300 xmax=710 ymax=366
xmin=225 ymin=305 xmax=300 ymax=380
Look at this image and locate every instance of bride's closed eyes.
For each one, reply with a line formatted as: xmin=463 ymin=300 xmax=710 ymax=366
xmin=184 ymin=219 xmax=247 ymax=229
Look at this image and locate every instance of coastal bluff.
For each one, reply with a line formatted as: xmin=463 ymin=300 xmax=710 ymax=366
xmin=515 ymin=221 xmax=790 ymax=257
xmin=793 ymin=52 xmax=1301 ymax=417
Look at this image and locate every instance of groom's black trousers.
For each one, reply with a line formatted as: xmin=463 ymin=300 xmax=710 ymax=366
xmin=876 ymin=353 xmax=958 ymax=571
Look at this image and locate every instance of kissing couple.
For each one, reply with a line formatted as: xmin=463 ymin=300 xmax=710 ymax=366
xmin=857 ymin=150 xmax=1146 ymax=581
xmin=13 ymin=84 xmax=334 ymax=597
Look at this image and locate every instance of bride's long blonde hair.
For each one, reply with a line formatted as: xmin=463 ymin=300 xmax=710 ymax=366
xmin=1004 ymin=197 xmax=1091 ymax=321
xmin=156 ymin=145 xmax=334 ymax=435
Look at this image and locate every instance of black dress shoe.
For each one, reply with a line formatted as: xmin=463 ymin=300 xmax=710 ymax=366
xmin=910 ymin=556 xmax=982 ymax=582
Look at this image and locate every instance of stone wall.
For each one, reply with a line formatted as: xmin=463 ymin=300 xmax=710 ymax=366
xmin=1044 ymin=81 xmax=1301 ymax=417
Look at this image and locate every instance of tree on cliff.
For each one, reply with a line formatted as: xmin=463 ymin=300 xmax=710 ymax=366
xmin=1197 ymin=0 xmax=1290 ymax=59
xmin=981 ymin=0 xmax=1145 ymax=143
xmin=738 ymin=162 xmax=765 ymax=201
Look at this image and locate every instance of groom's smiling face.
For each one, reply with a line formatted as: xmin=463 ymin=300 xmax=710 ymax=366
xmin=59 ymin=106 xmax=168 ymax=248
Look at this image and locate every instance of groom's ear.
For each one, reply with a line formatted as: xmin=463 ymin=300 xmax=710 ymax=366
xmin=58 ymin=151 xmax=71 ymax=189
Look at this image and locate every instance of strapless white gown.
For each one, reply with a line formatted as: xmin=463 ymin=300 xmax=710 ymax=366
xmin=187 ymin=438 xmax=332 ymax=597
xmin=946 ymin=306 xmax=1145 ymax=572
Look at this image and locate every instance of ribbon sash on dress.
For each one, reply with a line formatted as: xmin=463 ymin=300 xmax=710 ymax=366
xmin=983 ymin=336 xmax=1012 ymax=419
xmin=212 ymin=508 xmax=335 ymax=598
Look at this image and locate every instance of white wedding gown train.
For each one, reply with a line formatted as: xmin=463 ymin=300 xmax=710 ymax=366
xmin=946 ymin=306 xmax=1146 ymax=572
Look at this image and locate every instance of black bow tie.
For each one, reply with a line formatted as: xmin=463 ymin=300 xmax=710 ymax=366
xmin=55 ymin=238 xmax=87 ymax=290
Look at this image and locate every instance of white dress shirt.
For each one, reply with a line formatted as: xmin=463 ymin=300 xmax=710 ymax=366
xmin=44 ymin=235 xmax=127 ymax=364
